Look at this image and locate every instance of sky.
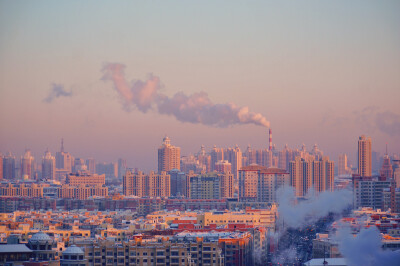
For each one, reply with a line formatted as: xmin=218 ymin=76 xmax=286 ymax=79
xmin=0 ymin=1 xmax=399 ymax=171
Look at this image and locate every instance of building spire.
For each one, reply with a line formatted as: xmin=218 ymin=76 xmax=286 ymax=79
xmin=61 ymin=138 xmax=64 ymax=152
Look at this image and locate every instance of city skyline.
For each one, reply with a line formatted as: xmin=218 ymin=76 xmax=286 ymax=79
xmin=1 ymin=1 xmax=399 ymax=171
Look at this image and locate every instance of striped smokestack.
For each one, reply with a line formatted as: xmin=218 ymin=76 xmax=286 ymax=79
xmin=269 ymin=128 xmax=272 ymax=150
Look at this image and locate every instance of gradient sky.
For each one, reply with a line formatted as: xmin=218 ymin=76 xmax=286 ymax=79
xmin=1 ymin=1 xmax=399 ymax=171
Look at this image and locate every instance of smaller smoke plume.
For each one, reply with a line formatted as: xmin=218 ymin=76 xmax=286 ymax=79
xmin=337 ymin=226 xmax=400 ymax=266
xmin=101 ymin=63 xmax=270 ymax=128
xmin=277 ymin=186 xmax=352 ymax=229
xmin=44 ymin=83 xmax=73 ymax=103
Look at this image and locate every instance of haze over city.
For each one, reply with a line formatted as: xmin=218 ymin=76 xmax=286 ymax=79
xmin=1 ymin=2 xmax=400 ymax=266
xmin=0 ymin=1 xmax=399 ymax=171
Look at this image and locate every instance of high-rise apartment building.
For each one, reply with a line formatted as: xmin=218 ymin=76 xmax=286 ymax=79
xmin=148 ymin=171 xmax=171 ymax=197
xmin=169 ymin=169 xmax=188 ymax=197
xmin=123 ymin=170 xmax=170 ymax=197
xmin=197 ymin=145 xmax=211 ymax=172
xmin=353 ymin=176 xmax=393 ymax=209
xmin=245 ymin=145 xmax=257 ymax=165
xmin=239 ymin=165 xmax=268 ymax=201
xmin=312 ymin=157 xmax=334 ymax=193
xmin=85 ymin=158 xmax=96 ymax=174
xmin=118 ymin=158 xmax=127 ymax=179
xmin=189 ymin=173 xmax=221 ymax=199
xmin=56 ymin=139 xmax=73 ymax=173
xmin=338 ymin=154 xmax=349 ymax=176
xmin=123 ymin=170 xmax=146 ymax=197
xmin=358 ymin=135 xmax=372 ymax=177
xmin=73 ymin=158 xmax=86 ymax=172
xmin=96 ymin=162 xmax=117 ymax=179
xmin=210 ymin=146 xmax=224 ymax=172
xmin=42 ymin=150 xmax=55 ymax=180
xmin=393 ymin=160 xmax=400 ymax=188
xmin=225 ymin=145 xmax=242 ymax=180
xmin=289 ymin=156 xmax=334 ymax=197
xmin=380 ymin=154 xmax=393 ymax=180
xmin=3 ymin=152 xmax=16 ymax=179
xmin=262 ymin=149 xmax=273 ymax=168
xmin=258 ymin=168 xmax=290 ymax=202
xmin=158 ymin=136 xmax=180 ymax=173
xmin=220 ymin=171 xmax=234 ymax=199
xmin=21 ymin=149 xmax=34 ymax=180
xmin=215 ymin=160 xmax=232 ymax=174
xmin=289 ymin=157 xmax=312 ymax=197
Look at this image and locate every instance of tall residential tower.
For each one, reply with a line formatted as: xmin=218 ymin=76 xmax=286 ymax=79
xmin=158 ymin=136 xmax=180 ymax=174
xmin=358 ymin=135 xmax=372 ymax=177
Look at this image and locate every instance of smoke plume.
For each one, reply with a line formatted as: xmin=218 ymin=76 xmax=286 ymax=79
xmin=337 ymin=226 xmax=400 ymax=266
xmin=44 ymin=83 xmax=73 ymax=103
xmin=101 ymin=63 xmax=270 ymax=128
xmin=277 ymin=186 xmax=352 ymax=229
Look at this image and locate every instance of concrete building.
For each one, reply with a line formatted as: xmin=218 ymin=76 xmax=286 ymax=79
xmin=239 ymin=165 xmax=267 ymax=202
xmin=313 ymin=157 xmax=335 ymax=193
xmin=198 ymin=206 xmax=277 ymax=230
xmin=27 ymin=231 xmax=57 ymax=262
xmin=85 ymin=158 xmax=96 ymax=174
xmin=158 ymin=136 xmax=180 ymax=174
xmin=358 ymin=135 xmax=372 ymax=177
xmin=123 ymin=171 xmax=170 ymax=198
xmin=76 ymin=236 xmax=224 ymax=266
xmin=220 ymin=171 xmax=234 ymax=199
xmin=225 ymin=145 xmax=242 ymax=181
xmin=383 ymin=186 xmax=400 ymax=213
xmin=380 ymin=153 xmax=393 ymax=180
xmin=72 ymin=158 xmax=86 ymax=173
xmin=257 ymin=168 xmax=290 ymax=202
xmin=197 ymin=145 xmax=211 ymax=172
xmin=394 ymin=159 xmax=400 ymax=188
xmin=353 ymin=176 xmax=393 ymax=209
xmin=338 ymin=153 xmax=350 ymax=176
xmin=262 ymin=149 xmax=273 ymax=168
xmin=58 ymin=184 xmax=108 ymax=200
xmin=0 ymin=183 xmax=46 ymax=197
xmin=42 ymin=150 xmax=56 ymax=180
xmin=66 ymin=172 xmax=105 ymax=186
xmin=210 ymin=146 xmax=224 ymax=172
xmin=123 ymin=170 xmax=146 ymax=197
xmin=215 ymin=160 xmax=232 ymax=174
xmin=289 ymin=156 xmax=334 ymax=197
xmin=61 ymin=245 xmax=87 ymax=266
xmin=3 ymin=152 xmax=16 ymax=179
xmin=56 ymin=139 xmax=73 ymax=173
xmin=190 ymin=173 xmax=221 ymax=200
xmin=118 ymin=158 xmax=127 ymax=180
xmin=21 ymin=149 xmax=35 ymax=180
xmin=148 ymin=171 xmax=171 ymax=197
xmin=312 ymin=233 xmax=341 ymax=259
xmin=96 ymin=162 xmax=117 ymax=179
xmin=169 ymin=169 xmax=188 ymax=197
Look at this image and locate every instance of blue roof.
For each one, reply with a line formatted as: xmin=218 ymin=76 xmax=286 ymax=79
xmin=0 ymin=244 xmax=32 ymax=253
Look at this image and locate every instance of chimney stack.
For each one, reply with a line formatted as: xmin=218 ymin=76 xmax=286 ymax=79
xmin=269 ymin=128 xmax=272 ymax=151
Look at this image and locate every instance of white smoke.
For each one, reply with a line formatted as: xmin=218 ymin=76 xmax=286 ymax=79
xmin=101 ymin=63 xmax=270 ymax=128
xmin=277 ymin=186 xmax=352 ymax=229
xmin=336 ymin=226 xmax=400 ymax=266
